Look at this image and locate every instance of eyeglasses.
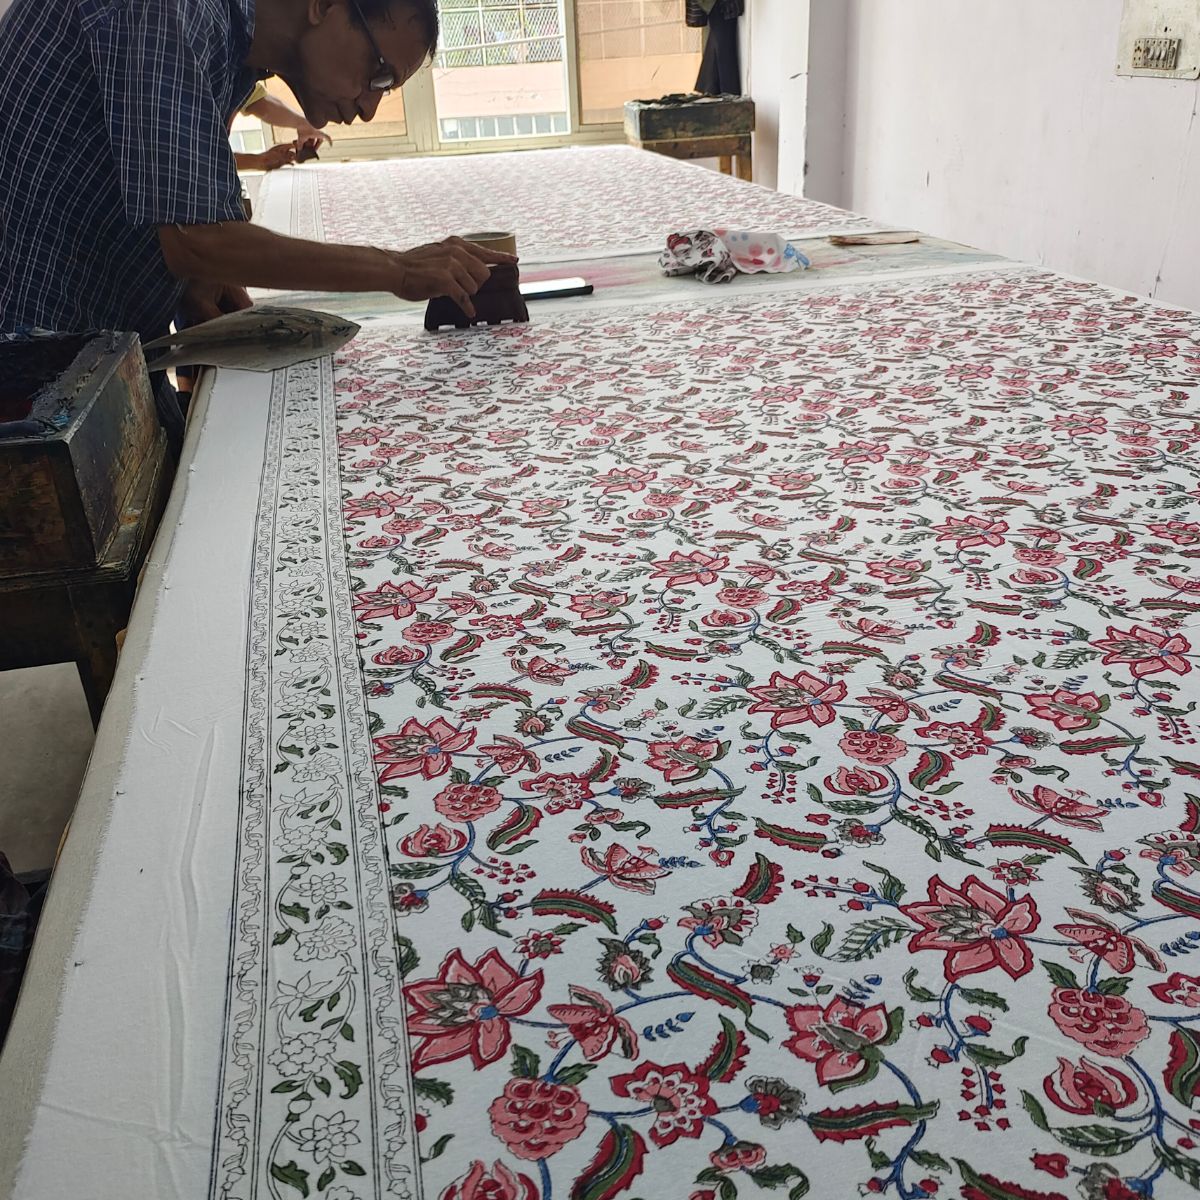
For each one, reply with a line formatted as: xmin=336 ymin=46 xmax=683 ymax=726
xmin=347 ymin=0 xmax=397 ymax=93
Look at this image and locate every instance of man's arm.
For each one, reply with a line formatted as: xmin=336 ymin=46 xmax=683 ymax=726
xmin=158 ymin=223 xmax=515 ymax=317
xmin=244 ymin=94 xmax=331 ymax=146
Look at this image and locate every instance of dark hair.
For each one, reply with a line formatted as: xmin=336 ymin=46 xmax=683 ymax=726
xmin=360 ymin=0 xmax=439 ymax=57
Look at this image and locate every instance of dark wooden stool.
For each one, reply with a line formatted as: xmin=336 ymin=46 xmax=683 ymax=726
xmin=624 ymin=93 xmax=756 ymax=182
xmin=0 ymin=333 xmax=170 ymax=727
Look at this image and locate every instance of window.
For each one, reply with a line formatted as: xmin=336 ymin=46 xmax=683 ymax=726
xmin=243 ymin=1 xmax=703 ymax=160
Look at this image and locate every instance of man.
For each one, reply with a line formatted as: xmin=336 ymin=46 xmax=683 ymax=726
xmin=0 ymin=0 xmax=512 ymax=448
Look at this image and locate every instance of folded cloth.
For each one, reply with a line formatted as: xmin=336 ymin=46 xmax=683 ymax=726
xmin=659 ymin=229 xmax=810 ymax=284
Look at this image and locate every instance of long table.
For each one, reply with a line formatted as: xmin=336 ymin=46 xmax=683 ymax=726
xmin=4 ymin=149 xmax=1200 ymax=1200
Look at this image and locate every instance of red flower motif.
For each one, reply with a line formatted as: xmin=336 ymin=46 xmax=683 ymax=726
xmin=747 ymin=671 xmax=848 ymax=729
xmin=1149 ymin=520 xmax=1200 ymax=545
xmin=518 ymin=655 xmax=576 ymax=684
xmin=866 ymin=558 xmax=925 ymax=585
xmin=1150 ymin=971 xmax=1200 ymax=1007
xmin=439 ymin=1160 xmax=538 ymax=1200
xmin=373 ymin=644 xmax=424 ymax=666
xmin=709 ymin=1142 xmax=767 ymax=1172
xmin=405 ymin=948 xmax=543 ymax=1071
xmin=344 ymin=489 xmax=409 ymax=519
xmin=649 ymin=550 xmax=730 ymax=588
xmin=433 ymin=782 xmax=503 ymax=823
xmin=1011 ymin=785 xmax=1107 ymax=831
xmin=914 ymin=719 xmax=993 ymax=759
xmin=702 ymin=609 xmax=752 ymax=628
xmin=353 ymin=580 xmax=435 ymax=621
xmin=824 ymin=765 xmax=890 ymax=795
xmin=1043 ymin=1055 xmax=1138 ymax=1115
xmin=716 ymin=587 xmax=767 ymax=609
xmin=521 ymin=772 xmax=596 ymax=814
xmin=1024 ymin=688 xmax=1107 ymax=731
xmin=932 ymin=514 xmax=1008 ymax=548
xmin=373 ymin=718 xmax=476 ymax=782
xmin=610 ymin=1061 xmax=717 ymax=1147
xmin=1053 ymin=908 xmax=1163 ymax=973
xmin=568 ymin=591 xmax=628 ymax=621
xmin=1092 ymin=624 xmax=1192 ymax=678
xmin=488 ymin=1077 xmax=590 ymax=1160
xmin=404 ymin=620 xmax=456 ymax=645
xmin=645 ymin=736 xmax=724 ymax=784
xmin=580 ymin=844 xmax=670 ymax=894
xmin=1031 ymin=1153 xmax=1070 ymax=1179
xmin=838 ymin=730 xmax=907 ymax=766
xmin=546 ymin=985 xmax=638 ymax=1061
xmin=962 ymin=1177 xmax=1066 ymax=1200
xmin=399 ymin=822 xmax=469 ymax=857
xmin=1047 ymin=988 xmax=1150 ymax=1056
xmin=481 ymin=736 xmax=541 ymax=775
xmin=901 ymin=874 xmax=1039 ymax=981
xmin=783 ymin=997 xmax=892 ymax=1086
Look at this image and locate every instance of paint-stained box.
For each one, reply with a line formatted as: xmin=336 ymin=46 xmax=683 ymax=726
xmin=0 ymin=332 xmax=159 ymax=575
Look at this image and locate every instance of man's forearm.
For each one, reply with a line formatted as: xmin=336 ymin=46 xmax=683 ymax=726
xmin=245 ymin=94 xmax=308 ymax=130
xmin=159 ymin=221 xmax=398 ymax=294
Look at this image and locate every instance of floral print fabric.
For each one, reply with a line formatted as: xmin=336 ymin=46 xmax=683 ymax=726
xmin=223 ymin=267 xmax=1200 ymax=1200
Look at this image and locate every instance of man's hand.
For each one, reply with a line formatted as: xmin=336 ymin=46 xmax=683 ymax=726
xmin=296 ymin=122 xmax=332 ymax=148
xmin=390 ymin=237 xmax=519 ymax=318
xmin=178 ymin=280 xmax=254 ymax=326
xmin=238 ymin=142 xmax=298 ymax=172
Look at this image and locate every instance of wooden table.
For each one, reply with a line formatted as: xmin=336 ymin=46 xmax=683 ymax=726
xmin=0 ymin=435 xmax=170 ymax=726
xmin=624 ymin=93 xmax=755 ymax=181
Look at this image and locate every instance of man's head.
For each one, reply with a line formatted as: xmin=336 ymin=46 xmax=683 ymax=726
xmin=279 ymin=0 xmax=438 ymax=128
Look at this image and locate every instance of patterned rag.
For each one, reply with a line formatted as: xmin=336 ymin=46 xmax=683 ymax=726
xmin=659 ymin=228 xmax=810 ymax=283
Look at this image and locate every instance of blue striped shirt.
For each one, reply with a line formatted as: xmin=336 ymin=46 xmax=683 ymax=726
xmin=0 ymin=0 xmax=258 ymax=339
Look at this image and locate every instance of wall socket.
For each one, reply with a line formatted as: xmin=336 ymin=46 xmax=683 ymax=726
xmin=1132 ymin=35 xmax=1181 ymax=69
xmin=1117 ymin=0 xmax=1200 ymax=78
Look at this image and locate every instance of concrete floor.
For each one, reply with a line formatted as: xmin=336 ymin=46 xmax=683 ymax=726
xmin=0 ymin=664 xmax=94 ymax=874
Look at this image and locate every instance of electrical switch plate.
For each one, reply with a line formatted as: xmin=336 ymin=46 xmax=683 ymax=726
xmin=1117 ymin=0 xmax=1200 ymax=77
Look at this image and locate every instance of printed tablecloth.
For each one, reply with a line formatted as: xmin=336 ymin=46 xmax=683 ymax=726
xmin=257 ymin=145 xmax=888 ymax=262
xmin=7 ymin=265 xmax=1200 ymax=1200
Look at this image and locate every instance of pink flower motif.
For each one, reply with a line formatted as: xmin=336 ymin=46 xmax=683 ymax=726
xmin=518 ymin=655 xmax=576 ymax=684
xmin=901 ymin=874 xmax=1039 ymax=981
xmin=404 ymin=620 xmax=455 ymax=645
xmin=1043 ymin=1056 xmax=1138 ymax=1115
xmin=645 ymin=736 xmax=724 ymax=784
xmin=932 ymin=515 xmax=1009 ymax=548
xmin=1053 ymin=908 xmax=1163 ymax=973
xmin=678 ymin=895 xmax=759 ymax=947
xmin=747 ymin=671 xmax=848 ymax=729
xmin=521 ymin=772 xmax=595 ymax=814
xmin=784 ymin=997 xmax=892 ymax=1086
xmin=568 ymin=591 xmax=629 ymax=621
xmin=1011 ymin=785 xmax=1108 ymax=831
xmin=353 ymin=580 xmax=435 ymax=621
xmin=710 ymin=1143 xmax=767 ymax=1173
xmin=481 ymin=736 xmax=541 ymax=775
xmin=400 ymin=823 xmax=469 ymax=857
xmin=372 ymin=644 xmax=425 ymax=666
xmin=1024 ymin=689 xmax=1107 ymax=731
xmin=546 ymin=985 xmax=638 ymax=1061
xmin=405 ymin=949 xmax=543 ymax=1071
xmin=649 ymin=550 xmax=730 ymax=588
xmin=344 ymin=489 xmax=409 ymax=519
xmin=914 ymin=719 xmax=994 ymax=759
xmin=830 ymin=440 xmax=888 ymax=463
xmin=610 ymin=1061 xmax=717 ymax=1147
xmin=825 ymin=765 xmax=890 ymax=795
xmin=1047 ymin=988 xmax=1150 ymax=1056
xmin=439 ymin=1161 xmax=538 ymax=1200
xmin=580 ymin=844 xmax=670 ymax=894
xmin=593 ymin=467 xmax=658 ymax=493
xmin=716 ymin=587 xmax=766 ymax=609
xmin=838 ymin=730 xmax=907 ymax=766
xmin=488 ymin=1077 xmax=590 ymax=1160
xmin=1150 ymin=972 xmax=1200 ymax=1007
xmin=702 ymin=609 xmax=752 ymax=628
xmin=433 ymin=782 xmax=503 ymax=823
xmin=373 ymin=718 xmax=476 ymax=782
xmin=1092 ymin=624 xmax=1192 ymax=677
xmin=866 ymin=558 xmax=925 ymax=585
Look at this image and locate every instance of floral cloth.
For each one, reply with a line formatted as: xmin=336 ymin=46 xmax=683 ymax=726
xmin=660 ymin=229 xmax=810 ymax=284
xmin=215 ymin=266 xmax=1200 ymax=1200
xmin=260 ymin=146 xmax=885 ymax=263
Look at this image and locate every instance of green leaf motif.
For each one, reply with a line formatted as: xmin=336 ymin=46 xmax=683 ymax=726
xmin=863 ymin=860 xmax=907 ymax=903
xmin=902 ymin=967 xmax=938 ymax=1003
xmin=747 ymin=1162 xmax=806 ymax=1189
xmin=556 ymin=1062 xmax=598 ymax=1087
xmin=316 ymin=1166 xmax=335 ymax=1192
xmin=413 ymin=1077 xmax=454 ymax=1106
xmin=333 ymin=1059 xmax=362 ymax=1100
xmin=1021 ymin=1090 xmax=1050 ymax=1132
xmin=964 ymin=1036 xmax=1027 ymax=1068
xmin=826 ymin=917 xmax=912 ymax=962
xmin=1041 ymin=960 xmax=1081 ymax=990
xmin=1049 ymin=1122 xmax=1143 ymax=1156
xmin=955 ymin=986 xmax=1009 ymax=1012
xmin=1157 ymin=1144 xmax=1200 ymax=1191
xmin=421 ymin=1133 xmax=454 ymax=1163
xmin=270 ymin=1161 xmax=310 ymax=1198
xmin=810 ymin=923 xmax=835 ymax=957
xmin=341 ymin=1161 xmax=366 ymax=1177
xmin=511 ymin=1043 xmax=541 ymax=1079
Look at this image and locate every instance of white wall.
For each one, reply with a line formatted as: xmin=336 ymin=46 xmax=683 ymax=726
xmin=742 ymin=1 xmax=810 ymax=194
xmin=822 ymin=0 xmax=1200 ymax=310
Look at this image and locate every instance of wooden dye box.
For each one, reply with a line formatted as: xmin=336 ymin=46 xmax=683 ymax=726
xmin=0 ymin=332 xmax=159 ymax=575
xmin=624 ymin=93 xmax=755 ymax=144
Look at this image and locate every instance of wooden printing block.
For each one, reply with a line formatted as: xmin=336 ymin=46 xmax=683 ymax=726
xmin=424 ymin=263 xmax=530 ymax=331
xmin=0 ymin=332 xmax=159 ymax=576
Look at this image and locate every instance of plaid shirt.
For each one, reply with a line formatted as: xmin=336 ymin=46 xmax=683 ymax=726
xmin=0 ymin=0 xmax=258 ymax=340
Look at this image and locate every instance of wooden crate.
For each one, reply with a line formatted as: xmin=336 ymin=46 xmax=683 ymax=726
xmin=624 ymin=94 xmax=755 ymax=143
xmin=0 ymin=333 xmax=158 ymax=576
